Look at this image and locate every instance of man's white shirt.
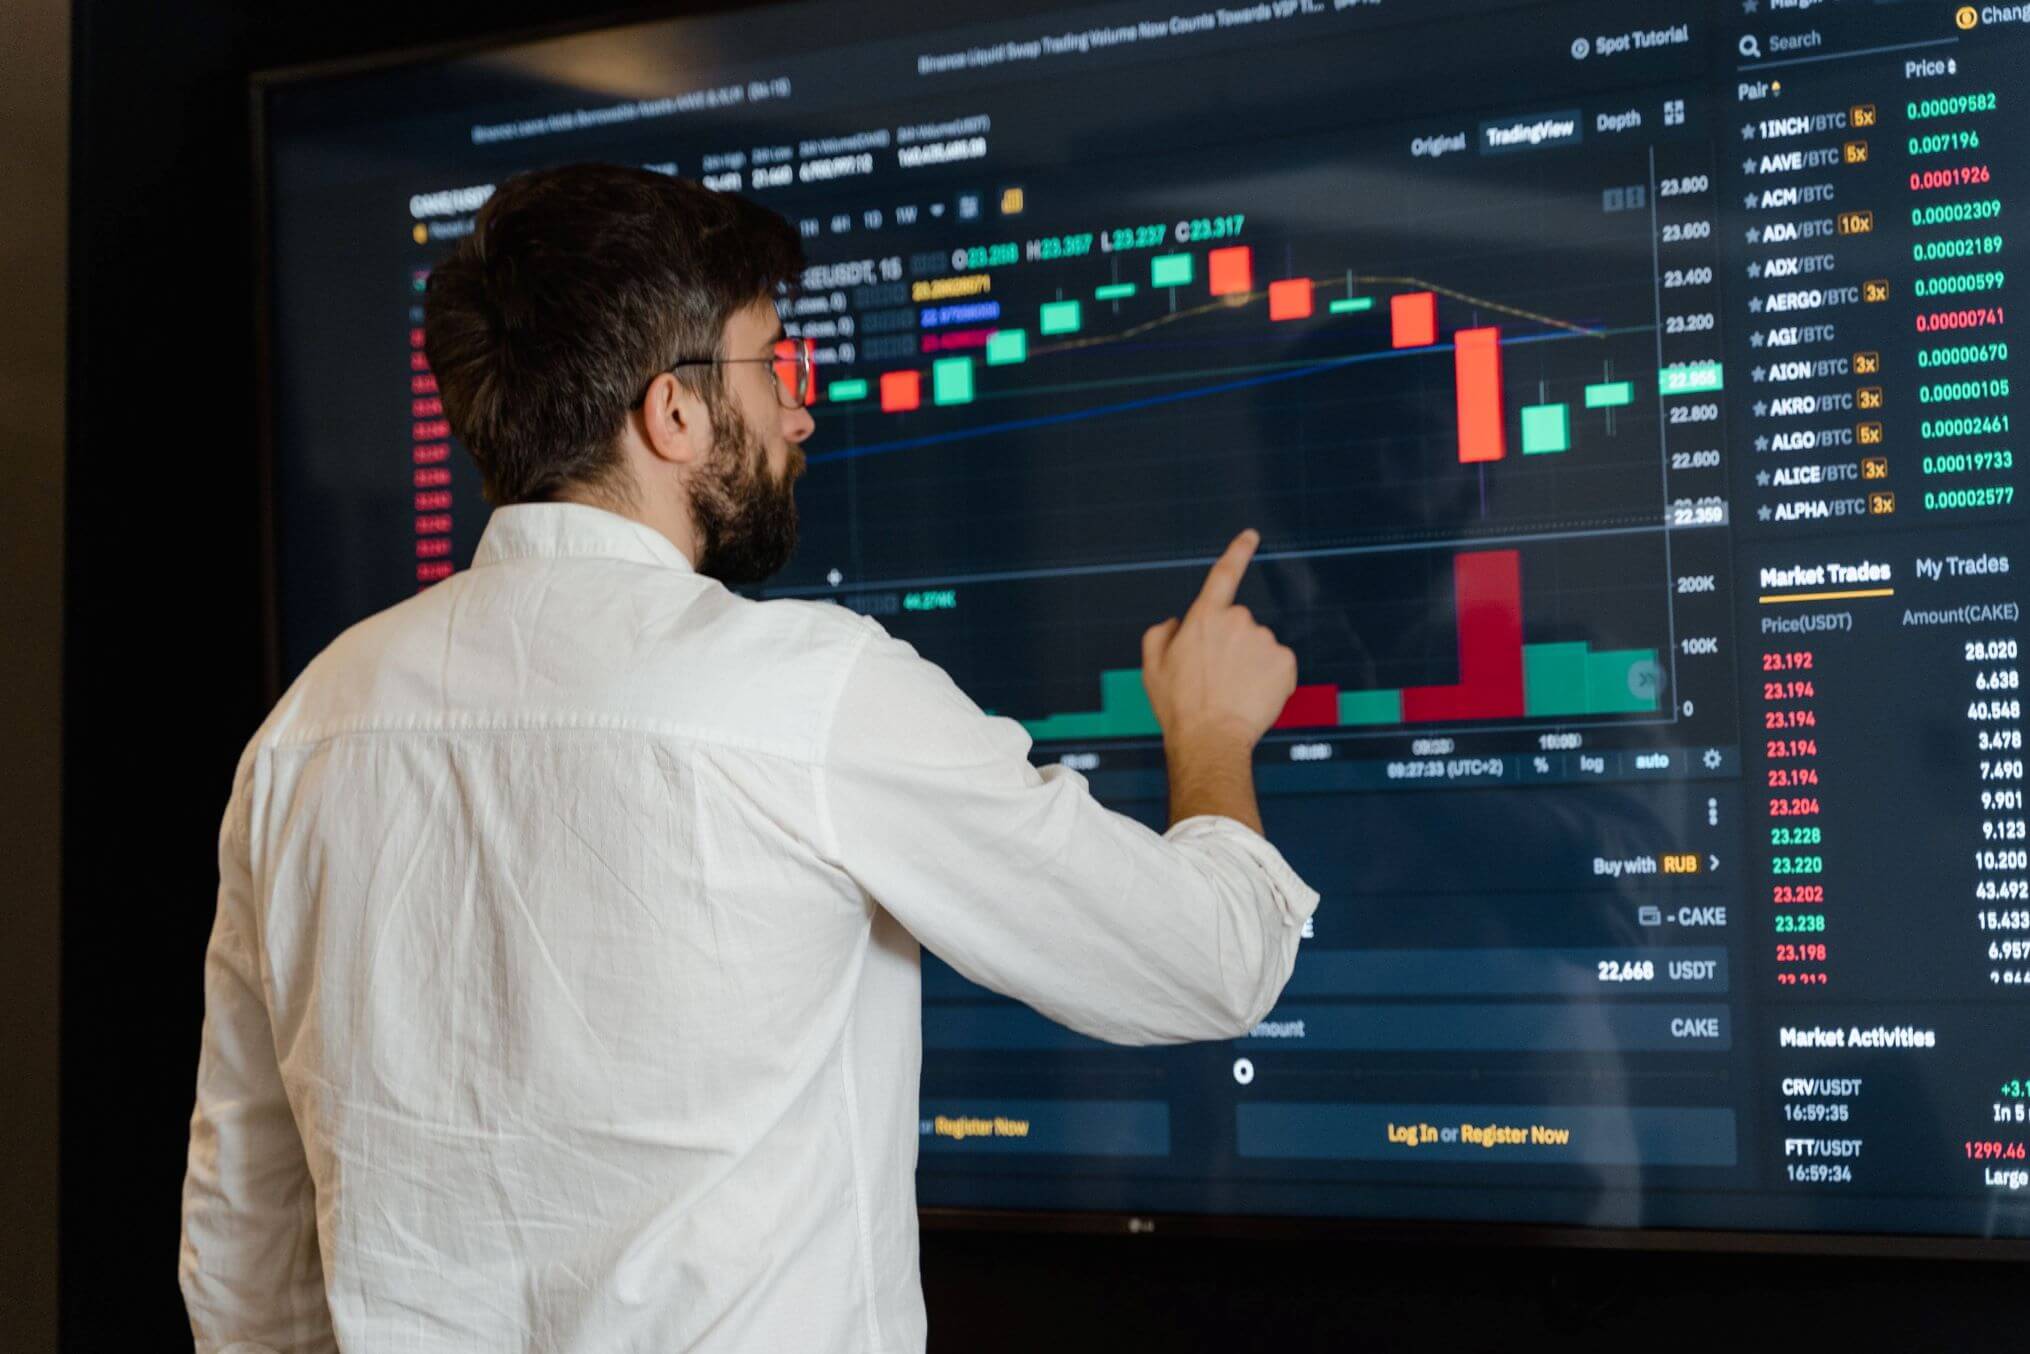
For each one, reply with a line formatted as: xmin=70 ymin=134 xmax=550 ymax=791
xmin=181 ymin=502 xmax=1318 ymax=1353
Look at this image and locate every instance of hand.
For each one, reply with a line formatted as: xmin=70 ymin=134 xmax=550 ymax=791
xmin=1141 ymin=529 xmax=1298 ymax=755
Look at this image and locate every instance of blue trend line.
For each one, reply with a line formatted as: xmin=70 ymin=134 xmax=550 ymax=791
xmin=806 ymin=327 xmax=1603 ymax=466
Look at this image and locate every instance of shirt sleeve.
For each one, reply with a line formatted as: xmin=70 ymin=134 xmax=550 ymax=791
xmin=180 ymin=778 xmax=337 ymax=1354
xmin=821 ymin=625 xmax=1319 ymax=1045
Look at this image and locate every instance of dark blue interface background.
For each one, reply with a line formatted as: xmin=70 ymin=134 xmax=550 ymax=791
xmin=264 ymin=0 xmax=2030 ymax=1240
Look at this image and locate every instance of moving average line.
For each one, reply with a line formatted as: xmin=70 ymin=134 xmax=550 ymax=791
xmin=1033 ymin=272 xmax=1604 ymax=363
xmin=806 ymin=326 xmax=1610 ymax=466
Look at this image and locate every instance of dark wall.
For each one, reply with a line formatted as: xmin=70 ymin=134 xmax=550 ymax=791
xmin=3 ymin=1 xmax=67 ymax=1350
xmin=61 ymin=2 xmax=2029 ymax=1350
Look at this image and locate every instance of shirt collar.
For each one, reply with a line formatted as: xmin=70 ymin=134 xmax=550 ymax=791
xmin=472 ymin=502 xmax=696 ymax=574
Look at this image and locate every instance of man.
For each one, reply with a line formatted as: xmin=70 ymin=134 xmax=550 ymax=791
xmin=182 ymin=164 xmax=1316 ymax=1353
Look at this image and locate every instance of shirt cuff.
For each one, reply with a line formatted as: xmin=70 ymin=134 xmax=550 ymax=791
xmin=1162 ymin=814 xmax=1321 ymax=928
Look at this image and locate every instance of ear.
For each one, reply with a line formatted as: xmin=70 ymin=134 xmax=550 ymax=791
xmin=637 ymin=370 xmax=713 ymax=469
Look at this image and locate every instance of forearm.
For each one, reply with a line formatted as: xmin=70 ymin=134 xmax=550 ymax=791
xmin=1165 ymin=734 xmax=1262 ymax=835
xmin=863 ymin=763 xmax=1310 ymax=1044
xmin=830 ymin=620 xmax=1315 ymax=1043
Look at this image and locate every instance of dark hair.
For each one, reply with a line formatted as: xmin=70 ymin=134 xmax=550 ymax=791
xmin=423 ymin=164 xmax=804 ymax=505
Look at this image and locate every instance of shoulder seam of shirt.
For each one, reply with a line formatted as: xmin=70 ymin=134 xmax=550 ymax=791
xmin=259 ymin=712 xmax=825 ymax=765
xmin=811 ymin=618 xmax=884 ymax=865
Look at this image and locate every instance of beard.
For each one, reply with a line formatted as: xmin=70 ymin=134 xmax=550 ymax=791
xmin=689 ymin=395 xmax=803 ymax=586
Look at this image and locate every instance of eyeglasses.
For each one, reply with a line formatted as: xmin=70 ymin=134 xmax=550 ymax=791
xmin=644 ymin=336 xmax=819 ymax=410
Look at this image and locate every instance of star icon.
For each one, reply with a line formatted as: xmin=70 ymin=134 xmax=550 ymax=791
xmin=1758 ymin=504 xmax=1773 ymax=521
xmin=1743 ymin=0 xmax=1759 ymax=11
xmin=1747 ymin=262 xmax=1762 ymax=278
xmin=1757 ymin=469 xmax=1772 ymax=485
xmin=1743 ymin=158 xmax=1758 ymax=174
xmin=1742 ymin=124 xmax=1757 ymax=140
xmin=1755 ymin=434 xmax=1771 ymax=451
xmin=1753 ymin=400 xmax=1768 ymax=416
xmin=1752 ymin=365 xmax=1766 ymax=381
xmin=1744 ymin=193 xmax=1760 ymax=208
xmin=1749 ymin=331 xmax=1766 ymax=348
xmin=1749 ymin=297 xmax=1764 ymax=312
xmin=1745 ymin=227 xmax=1761 ymax=243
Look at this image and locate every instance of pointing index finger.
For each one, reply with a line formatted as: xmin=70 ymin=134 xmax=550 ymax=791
xmin=1191 ymin=529 xmax=1260 ymax=614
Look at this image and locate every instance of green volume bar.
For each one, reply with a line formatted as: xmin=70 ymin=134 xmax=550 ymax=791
xmin=827 ymin=378 xmax=870 ymax=403
xmin=1019 ymin=712 xmax=1117 ymax=740
xmin=1098 ymin=668 xmax=1159 ymax=734
xmin=1524 ymin=644 xmax=1661 ymax=716
xmin=1028 ymin=642 xmax=1661 ymax=738
xmin=1094 ymin=282 xmax=1137 ymax=301
xmin=1520 ymin=403 xmax=1570 ymax=455
xmin=1337 ymin=688 xmax=1404 ymax=725
xmin=1150 ymin=253 xmax=1194 ymax=288
xmin=1586 ymin=650 xmax=1662 ymax=714
xmin=1039 ymin=300 xmax=1082 ymax=335
xmin=1020 ymin=668 xmax=1161 ymax=740
xmin=1584 ymin=380 xmax=1634 ymax=408
xmin=1523 ymin=643 xmax=1589 ymax=716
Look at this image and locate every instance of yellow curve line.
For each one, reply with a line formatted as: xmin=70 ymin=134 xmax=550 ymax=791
xmin=1028 ymin=274 xmax=1601 ymax=362
xmin=1348 ymin=275 xmax=1601 ymax=337
xmin=1032 ymin=296 xmax=1250 ymax=357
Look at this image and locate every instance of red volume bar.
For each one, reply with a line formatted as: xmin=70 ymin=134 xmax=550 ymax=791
xmin=1400 ymin=549 xmax=1526 ymax=722
xmin=1390 ymin=290 xmax=1438 ymax=347
xmin=1452 ymin=326 xmax=1506 ymax=464
xmin=1272 ymin=683 xmax=1341 ymax=729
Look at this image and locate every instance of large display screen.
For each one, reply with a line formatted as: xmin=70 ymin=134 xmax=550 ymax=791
xmin=260 ymin=0 xmax=2030 ymax=1246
